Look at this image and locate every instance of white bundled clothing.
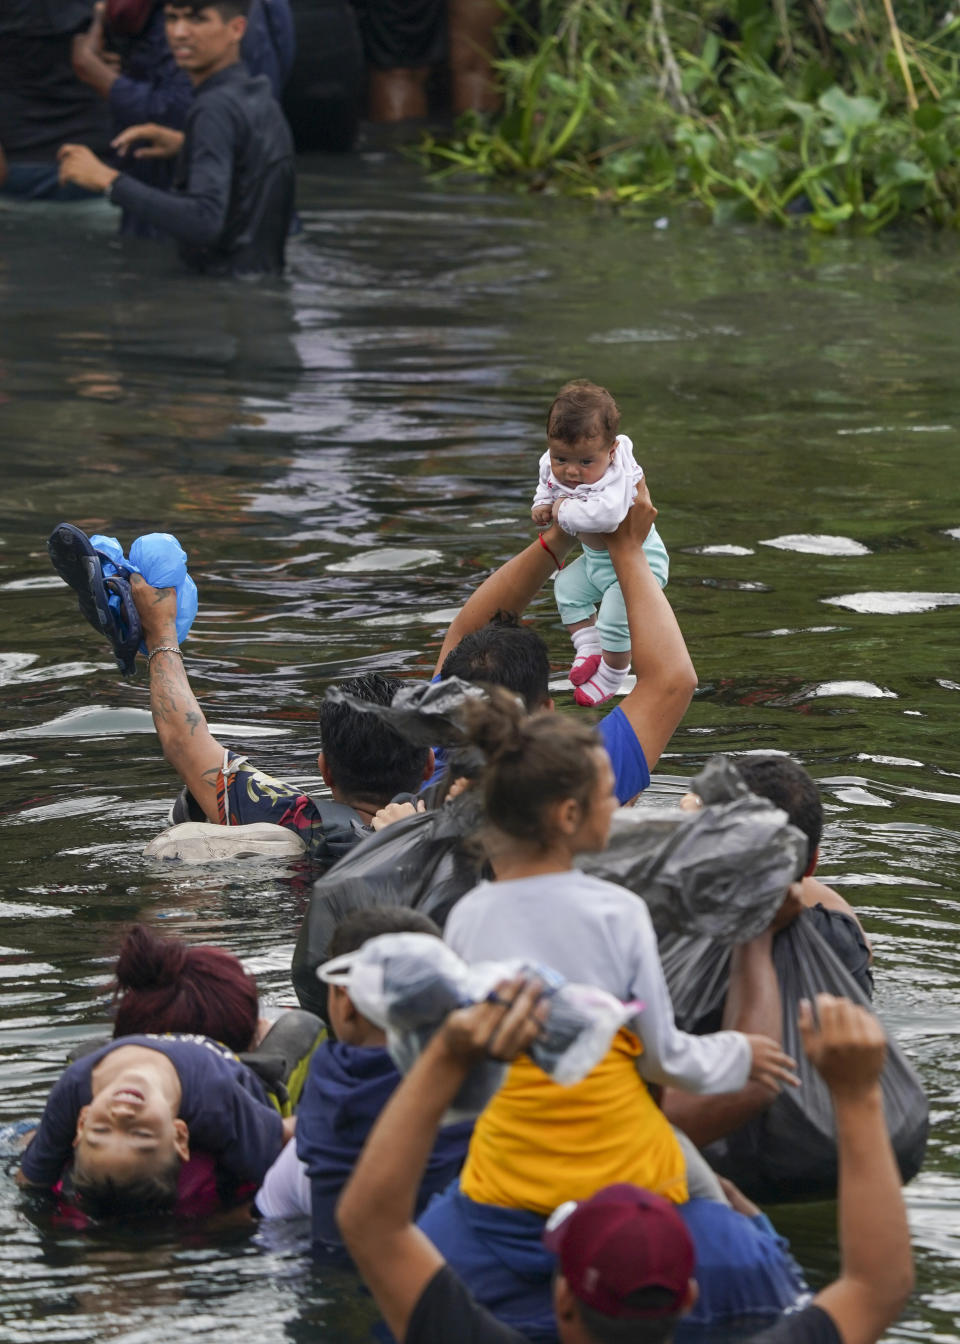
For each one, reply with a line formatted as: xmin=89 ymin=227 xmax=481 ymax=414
xmin=533 ymin=433 xmax=644 ymax=537
xmin=444 ymin=870 xmax=751 ymax=1095
xmin=256 ymin=1139 xmax=310 ymax=1219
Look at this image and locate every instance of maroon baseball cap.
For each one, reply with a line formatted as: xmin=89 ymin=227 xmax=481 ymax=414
xmin=542 ymin=1184 xmax=695 ymax=1320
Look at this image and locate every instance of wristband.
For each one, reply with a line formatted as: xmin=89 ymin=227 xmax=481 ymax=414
xmin=538 ymin=532 xmax=563 ymax=571
xmin=147 ymin=644 xmax=182 ymax=665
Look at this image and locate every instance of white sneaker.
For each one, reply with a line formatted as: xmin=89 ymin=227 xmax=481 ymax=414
xmin=144 ymin=822 xmax=306 ymax=864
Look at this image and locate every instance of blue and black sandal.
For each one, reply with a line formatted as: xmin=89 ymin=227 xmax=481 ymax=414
xmin=47 ymin=522 xmax=143 ymax=676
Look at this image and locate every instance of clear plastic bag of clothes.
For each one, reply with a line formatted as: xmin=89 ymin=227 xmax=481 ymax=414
xmin=662 ymin=915 xmax=928 ymax=1203
xmin=318 ymin=932 xmax=637 ymax=1120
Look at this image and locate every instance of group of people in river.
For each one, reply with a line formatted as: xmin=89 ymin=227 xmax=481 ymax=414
xmin=17 ymin=368 xmax=919 ymax=1344
xmin=0 ymin=0 xmax=502 ymax=274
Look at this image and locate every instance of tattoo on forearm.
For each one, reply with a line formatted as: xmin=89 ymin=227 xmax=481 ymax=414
xmin=150 ymin=653 xmax=205 ymax=738
xmin=151 ymin=661 xmax=181 ymax=726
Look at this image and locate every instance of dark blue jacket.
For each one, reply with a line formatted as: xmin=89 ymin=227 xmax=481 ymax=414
xmin=297 ymin=1041 xmax=472 ymax=1250
xmin=107 ymin=1 xmax=295 ymax=237
xmin=109 ymin=63 xmax=295 ymax=275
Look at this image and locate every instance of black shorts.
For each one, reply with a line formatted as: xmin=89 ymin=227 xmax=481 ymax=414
xmin=350 ymin=0 xmax=445 ymax=69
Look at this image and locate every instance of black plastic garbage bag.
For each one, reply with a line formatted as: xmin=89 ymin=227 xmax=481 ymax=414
xmin=662 ymin=914 xmax=928 ymax=1203
xmin=324 ymin=676 xmax=488 ymax=748
xmin=580 ymin=756 xmax=807 ymax=944
xmin=291 ymin=790 xmax=487 ymax=1018
xmin=292 ymin=754 xmax=808 ymax=1016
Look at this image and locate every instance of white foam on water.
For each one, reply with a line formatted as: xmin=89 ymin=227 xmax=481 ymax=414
xmin=832 ymin=786 xmax=895 ymax=808
xmin=808 ymin=680 xmax=897 ymax=699
xmin=326 ymin=547 xmax=442 ymax=573
xmin=361 ymin=606 xmax=460 ymax=629
xmin=857 ymin=753 xmax=924 ymax=768
xmin=838 ymin=424 xmax=952 ymax=435
xmin=760 ymin=534 xmax=870 ymax=556
xmin=8 ymin=660 xmax=113 ymax=685
xmin=208 ymin=722 xmax=289 ymax=738
xmin=0 ymin=653 xmax=36 ymax=681
xmin=824 ymin=591 xmax=960 ymax=614
xmin=0 ymin=902 xmax=63 ymax=919
xmin=0 ymin=575 xmax=64 ymax=591
xmin=0 ymin=705 xmax=288 ymax=742
xmin=0 ymin=706 xmax=155 ymax=739
xmin=758 ymin=625 xmax=843 ymax=637
xmin=685 ymin=544 xmax=755 ymax=556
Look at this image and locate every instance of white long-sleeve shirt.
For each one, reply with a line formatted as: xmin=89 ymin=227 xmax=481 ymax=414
xmin=533 ymin=432 xmax=644 ymax=537
xmin=444 ymin=870 xmax=751 ymax=1094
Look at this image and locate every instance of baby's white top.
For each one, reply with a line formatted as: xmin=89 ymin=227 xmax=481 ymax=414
xmin=533 ymin=433 xmax=643 ymax=536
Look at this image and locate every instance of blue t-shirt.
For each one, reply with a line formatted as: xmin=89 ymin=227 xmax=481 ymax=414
xmin=21 ymin=1034 xmax=284 ymax=1187
xmin=415 ymin=1187 xmax=806 ymax=1339
xmin=428 ymin=680 xmax=650 ymax=806
xmin=677 ymin=1198 xmax=808 ymax=1327
xmin=596 ymin=704 xmax=650 ymax=803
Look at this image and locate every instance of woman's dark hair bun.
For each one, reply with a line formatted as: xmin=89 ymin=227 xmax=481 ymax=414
xmin=111 ymin=924 xmax=259 ymax=1053
xmin=463 ymin=684 xmax=527 ymax=764
xmin=462 ymin=685 xmax=602 ymax=850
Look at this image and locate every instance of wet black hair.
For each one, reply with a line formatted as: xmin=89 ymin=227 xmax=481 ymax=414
xmin=464 ymin=685 xmax=601 ymax=850
xmin=578 ymin=1299 xmax=679 ymax=1344
xmin=735 ymin=754 xmax=823 ymax=871
xmin=319 ymin=673 xmax=431 ymax=806
xmin=328 ymin=906 xmax=441 ymax=960
xmin=440 ymin=611 xmax=551 ymax=712
xmin=72 ymin=1154 xmax=182 ymax=1218
xmin=322 ymin=907 xmax=441 ymax=1032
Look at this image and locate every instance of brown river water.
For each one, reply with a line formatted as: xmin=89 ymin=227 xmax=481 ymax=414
xmin=0 ymin=152 xmax=959 ymax=1342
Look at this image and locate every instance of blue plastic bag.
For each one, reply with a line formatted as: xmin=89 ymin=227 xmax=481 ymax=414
xmin=90 ymin=531 xmax=198 ymax=647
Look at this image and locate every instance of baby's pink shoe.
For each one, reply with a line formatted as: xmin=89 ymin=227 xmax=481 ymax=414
xmin=574 ymin=676 xmax=617 ymax=707
xmin=569 ymin=652 xmax=601 ymax=687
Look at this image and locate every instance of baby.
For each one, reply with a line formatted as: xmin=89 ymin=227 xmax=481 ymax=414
xmin=531 ymin=380 xmax=670 ymax=706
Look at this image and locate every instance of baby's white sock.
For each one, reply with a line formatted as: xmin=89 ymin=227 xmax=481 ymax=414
xmin=569 ymin=626 xmax=602 ymax=686
xmin=574 ymin=657 xmax=628 ymax=707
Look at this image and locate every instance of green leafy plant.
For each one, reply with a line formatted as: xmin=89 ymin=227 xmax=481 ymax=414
xmin=414 ymin=0 xmax=960 ymax=231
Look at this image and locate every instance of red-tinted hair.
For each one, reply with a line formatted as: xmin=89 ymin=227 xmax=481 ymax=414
xmin=111 ymin=924 xmax=259 ymax=1054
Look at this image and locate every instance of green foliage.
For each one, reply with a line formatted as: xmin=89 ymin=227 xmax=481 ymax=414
xmin=415 ymin=0 xmax=960 ymax=231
